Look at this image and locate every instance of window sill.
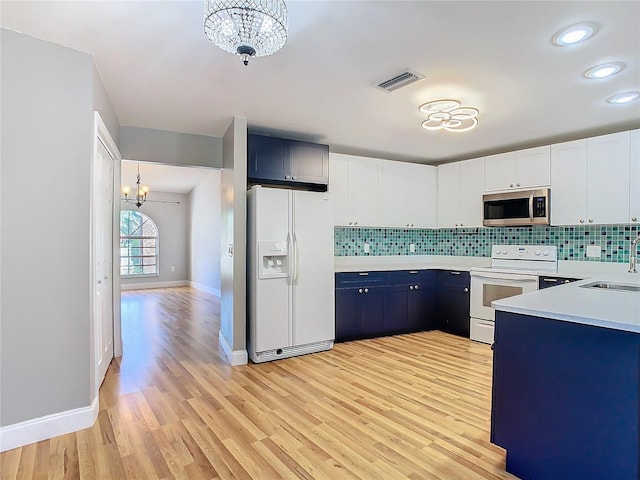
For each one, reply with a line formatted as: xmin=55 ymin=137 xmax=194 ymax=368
xmin=121 ymin=274 xmax=160 ymax=279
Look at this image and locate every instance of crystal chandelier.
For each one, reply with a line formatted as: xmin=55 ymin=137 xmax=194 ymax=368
xmin=122 ymin=163 xmax=149 ymax=209
xmin=419 ymin=99 xmax=479 ymax=132
xmin=204 ymin=0 xmax=288 ymax=66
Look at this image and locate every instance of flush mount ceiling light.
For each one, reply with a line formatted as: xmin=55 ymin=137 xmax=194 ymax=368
xmin=552 ymin=22 xmax=597 ymax=46
xmin=419 ymin=99 xmax=479 ymax=133
xmin=607 ymin=91 xmax=640 ymax=104
xmin=584 ymin=62 xmax=625 ymax=79
xmin=203 ymin=0 xmax=288 ymax=66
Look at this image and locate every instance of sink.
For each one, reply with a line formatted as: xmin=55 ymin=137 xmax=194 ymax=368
xmin=580 ymin=282 xmax=640 ymax=293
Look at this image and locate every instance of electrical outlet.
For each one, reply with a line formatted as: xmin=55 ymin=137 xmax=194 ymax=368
xmin=363 ymin=243 xmax=370 ymax=254
xmin=409 ymin=243 xmax=416 ymax=253
xmin=586 ymin=245 xmax=601 ymax=258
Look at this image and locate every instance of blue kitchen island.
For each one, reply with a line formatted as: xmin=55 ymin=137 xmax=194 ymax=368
xmin=491 ymin=275 xmax=640 ymax=480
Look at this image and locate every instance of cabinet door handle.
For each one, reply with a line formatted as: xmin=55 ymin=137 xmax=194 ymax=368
xmin=632 ymin=217 xmax=638 ymax=222
xmin=542 ymin=278 xmax=558 ymax=283
xmin=364 ymin=288 xmax=368 ymax=293
xmin=510 ymin=183 xmax=514 ymax=188
xmin=285 ymin=175 xmax=291 ymax=179
xmin=464 ymin=287 xmax=469 ymax=293
xmin=354 ymin=221 xmax=358 ymax=225
xmin=409 ymin=271 xmax=418 ymax=274
xmin=579 ymin=219 xmax=584 ymax=223
xmin=358 ymin=288 xmax=363 ymax=294
xmin=588 ymin=219 xmax=593 ymax=223
xmin=410 ymin=285 xmax=414 ymax=290
xmin=414 ymin=285 xmax=419 ymax=290
xmin=516 ymin=182 xmax=521 ymax=187
xmin=292 ymin=176 xmax=297 ymax=180
xmin=450 ymin=271 xmax=461 ymax=275
xmin=358 ymin=272 xmax=369 ymax=276
xmin=349 ymin=221 xmax=353 ymax=225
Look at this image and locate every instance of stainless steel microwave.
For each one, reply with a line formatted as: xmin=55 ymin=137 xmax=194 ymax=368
xmin=482 ymin=188 xmax=550 ymax=226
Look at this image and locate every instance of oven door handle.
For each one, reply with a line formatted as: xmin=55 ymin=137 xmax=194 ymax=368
xmin=471 ymin=271 xmax=537 ymax=282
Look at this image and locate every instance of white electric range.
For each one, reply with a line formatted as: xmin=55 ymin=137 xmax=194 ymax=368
xmin=469 ymin=245 xmax=558 ymax=344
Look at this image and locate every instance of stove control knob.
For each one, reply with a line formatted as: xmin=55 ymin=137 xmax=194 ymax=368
xmin=543 ymin=250 xmax=549 ymax=256
xmin=502 ymin=250 xmax=508 ymax=255
xmin=535 ymin=250 xmax=541 ymax=256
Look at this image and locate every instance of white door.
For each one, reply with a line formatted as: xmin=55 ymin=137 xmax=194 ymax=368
xmin=459 ymin=157 xmax=486 ymax=227
xmin=437 ymin=162 xmax=461 ymax=227
xmin=484 ymin=152 xmax=515 ymax=191
xmin=515 ymin=145 xmax=551 ymax=189
xmin=347 ymin=157 xmax=381 ymax=226
xmin=328 ymin=153 xmax=349 ymax=226
xmin=291 ymin=191 xmax=335 ymax=346
xmin=550 ymin=139 xmax=588 ymax=225
xmin=470 ymin=271 xmax=538 ymax=321
xmin=95 ymin=138 xmax=114 ymax=389
xmin=587 ymin=131 xmax=630 ymax=224
xmin=381 ymin=159 xmax=410 ymax=227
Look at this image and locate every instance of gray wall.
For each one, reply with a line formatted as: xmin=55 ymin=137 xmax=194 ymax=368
xmin=120 ymin=192 xmax=190 ymax=287
xmin=92 ymin=65 xmax=119 ymax=146
xmin=220 ymin=117 xmax=248 ymax=358
xmin=119 ymin=126 xmax=223 ymax=168
xmin=0 ymin=29 xmax=119 ymax=426
xmin=189 ymin=170 xmax=222 ymax=294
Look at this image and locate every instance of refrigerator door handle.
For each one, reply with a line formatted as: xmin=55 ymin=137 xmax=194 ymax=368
xmin=293 ymin=232 xmax=299 ymax=284
xmin=286 ymin=232 xmax=293 ymax=284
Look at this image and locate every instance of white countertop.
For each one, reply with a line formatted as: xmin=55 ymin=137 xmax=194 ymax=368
xmin=334 ymin=255 xmax=490 ymax=272
xmin=493 ymin=273 xmax=640 ymax=333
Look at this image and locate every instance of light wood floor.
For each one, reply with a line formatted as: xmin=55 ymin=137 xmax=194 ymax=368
xmin=1 ymin=287 xmax=516 ymax=480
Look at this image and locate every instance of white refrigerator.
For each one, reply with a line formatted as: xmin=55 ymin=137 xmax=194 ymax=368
xmin=247 ymin=186 xmax=335 ymax=363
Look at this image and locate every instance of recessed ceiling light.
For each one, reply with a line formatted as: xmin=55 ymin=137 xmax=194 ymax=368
xmin=552 ymin=23 xmax=597 ymax=46
xmin=584 ymin=62 xmax=625 ymax=79
xmin=607 ymin=91 xmax=640 ymax=104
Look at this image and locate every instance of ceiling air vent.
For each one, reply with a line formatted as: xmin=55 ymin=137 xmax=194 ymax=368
xmin=377 ymin=70 xmax=425 ymax=92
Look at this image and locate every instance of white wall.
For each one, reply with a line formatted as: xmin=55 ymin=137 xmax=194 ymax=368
xmin=1 ymin=29 xmax=118 ymax=428
xmin=220 ymin=117 xmax=248 ymax=364
xmin=120 ymin=192 xmax=190 ymax=288
xmin=119 ymin=126 xmax=222 ymax=168
xmin=189 ymin=170 xmax=222 ymax=295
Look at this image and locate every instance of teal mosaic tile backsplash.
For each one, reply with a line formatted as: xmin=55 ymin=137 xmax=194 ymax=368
xmin=334 ymin=224 xmax=640 ymax=262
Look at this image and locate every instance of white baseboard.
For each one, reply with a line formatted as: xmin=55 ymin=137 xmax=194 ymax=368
xmin=218 ymin=330 xmax=248 ymax=366
xmin=190 ymin=281 xmax=221 ymax=297
xmin=121 ymin=280 xmax=189 ymax=291
xmin=0 ymin=397 xmax=99 ymax=453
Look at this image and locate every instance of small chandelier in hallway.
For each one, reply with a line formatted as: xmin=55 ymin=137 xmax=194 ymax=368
xmin=122 ymin=163 xmax=149 ymax=209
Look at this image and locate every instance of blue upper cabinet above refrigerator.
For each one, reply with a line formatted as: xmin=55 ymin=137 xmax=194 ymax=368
xmin=248 ymin=134 xmax=329 ymax=191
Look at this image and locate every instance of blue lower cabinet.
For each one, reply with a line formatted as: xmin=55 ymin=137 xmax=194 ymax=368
xmin=492 ymin=311 xmax=640 ymax=480
xmin=437 ymin=271 xmax=470 ymax=338
xmin=336 ymin=271 xmax=437 ymax=342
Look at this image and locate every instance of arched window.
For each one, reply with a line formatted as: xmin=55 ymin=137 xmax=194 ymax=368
xmin=120 ymin=210 xmax=159 ymax=277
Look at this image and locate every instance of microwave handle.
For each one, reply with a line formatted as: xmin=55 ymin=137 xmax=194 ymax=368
xmin=529 ymin=193 xmax=534 ymax=222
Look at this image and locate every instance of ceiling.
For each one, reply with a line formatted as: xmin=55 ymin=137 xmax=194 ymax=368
xmin=2 ymin=1 xmax=639 ymax=164
xmin=121 ymin=160 xmax=213 ymax=194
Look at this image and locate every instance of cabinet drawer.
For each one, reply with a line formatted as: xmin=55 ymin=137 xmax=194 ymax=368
xmin=335 ymin=272 xmax=388 ymax=288
xmin=388 ymin=270 xmax=435 ymax=285
xmin=438 ymin=270 xmax=470 ymax=288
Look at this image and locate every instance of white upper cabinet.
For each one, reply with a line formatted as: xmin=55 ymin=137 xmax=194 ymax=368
xmin=485 ymin=145 xmax=550 ymax=192
xmin=586 ymin=131 xmax=630 ymax=225
xmin=328 ymin=153 xmax=349 ymax=225
xmin=551 ymin=131 xmax=631 ymax=226
xmin=629 ymin=129 xmax=640 ymax=224
xmin=438 ymin=157 xmax=485 ymax=228
xmin=550 ymin=139 xmax=588 ymax=225
xmin=329 ymin=153 xmax=381 ymax=226
xmin=382 ymin=160 xmax=437 ymax=228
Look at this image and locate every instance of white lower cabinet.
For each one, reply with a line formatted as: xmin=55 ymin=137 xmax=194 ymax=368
xmin=551 ymin=131 xmax=631 ymax=226
xmin=438 ymin=157 xmax=485 ymax=228
xmin=382 ymin=160 xmax=437 ymax=228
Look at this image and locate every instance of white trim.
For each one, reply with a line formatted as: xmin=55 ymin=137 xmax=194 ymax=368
xmin=190 ymin=281 xmax=221 ymax=297
xmin=121 ymin=280 xmax=189 ymax=291
xmin=0 ymin=397 xmax=98 ymax=453
xmin=218 ymin=330 xmax=248 ymax=365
